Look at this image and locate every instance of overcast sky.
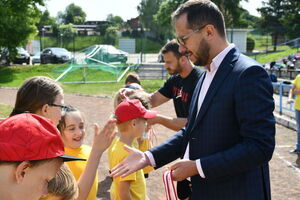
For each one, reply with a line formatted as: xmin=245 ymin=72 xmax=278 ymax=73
xmin=44 ymin=0 xmax=263 ymax=21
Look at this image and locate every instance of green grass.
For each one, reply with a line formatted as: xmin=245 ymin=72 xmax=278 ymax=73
xmin=39 ymin=36 xmax=105 ymax=52
xmin=38 ymin=36 xmax=162 ymax=53
xmin=252 ymin=48 xmax=299 ymax=64
xmin=0 ymin=104 xmax=12 ymax=118
xmin=249 ymin=34 xmax=273 ymax=51
xmin=0 ymin=64 xmax=165 ymax=96
xmin=136 ymin=38 xmax=163 ymax=53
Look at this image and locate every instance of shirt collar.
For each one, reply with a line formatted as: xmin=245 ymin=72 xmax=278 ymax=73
xmin=207 ymin=43 xmax=235 ymax=72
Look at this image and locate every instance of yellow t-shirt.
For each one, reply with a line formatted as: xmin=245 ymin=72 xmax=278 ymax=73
xmin=293 ymin=75 xmax=300 ymax=110
xmin=110 ymin=140 xmax=146 ymax=200
xmin=138 ymin=138 xmax=154 ymax=174
xmin=108 ymin=137 xmax=119 ymax=170
xmin=65 ymin=145 xmax=98 ymax=200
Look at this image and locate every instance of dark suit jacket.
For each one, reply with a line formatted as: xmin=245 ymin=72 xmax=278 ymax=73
xmin=150 ymin=47 xmax=275 ymax=200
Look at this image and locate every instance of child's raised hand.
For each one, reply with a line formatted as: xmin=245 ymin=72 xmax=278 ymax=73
xmin=93 ymin=119 xmax=117 ymax=153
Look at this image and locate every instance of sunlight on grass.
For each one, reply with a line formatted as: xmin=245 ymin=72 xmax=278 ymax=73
xmin=0 ymin=63 xmax=165 ymax=97
xmin=0 ymin=104 xmax=12 ymax=118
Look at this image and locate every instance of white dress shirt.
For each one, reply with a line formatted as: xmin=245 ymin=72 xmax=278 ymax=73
xmin=146 ymin=44 xmax=235 ymax=179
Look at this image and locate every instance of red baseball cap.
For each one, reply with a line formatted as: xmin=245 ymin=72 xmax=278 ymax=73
xmin=115 ymin=99 xmax=157 ymax=124
xmin=0 ymin=113 xmax=85 ymax=162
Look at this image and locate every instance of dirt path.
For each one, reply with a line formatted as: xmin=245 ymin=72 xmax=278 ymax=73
xmin=1 ymin=87 xmax=300 ymax=199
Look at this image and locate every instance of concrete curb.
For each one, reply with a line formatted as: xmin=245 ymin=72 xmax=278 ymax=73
xmin=274 ymin=112 xmax=296 ymax=131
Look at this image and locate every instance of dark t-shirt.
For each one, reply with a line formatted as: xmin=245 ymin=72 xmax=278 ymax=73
xmin=158 ymin=67 xmax=202 ymax=118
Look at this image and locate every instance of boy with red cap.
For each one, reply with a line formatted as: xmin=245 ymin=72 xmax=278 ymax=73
xmin=110 ymin=99 xmax=156 ymax=200
xmin=0 ymin=113 xmax=85 ymax=200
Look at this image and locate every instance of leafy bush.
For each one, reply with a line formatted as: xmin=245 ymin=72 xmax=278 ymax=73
xmin=247 ymin=37 xmax=255 ymax=52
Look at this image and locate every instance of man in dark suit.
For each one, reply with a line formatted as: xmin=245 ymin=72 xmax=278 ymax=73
xmin=111 ymin=1 xmax=275 ymax=199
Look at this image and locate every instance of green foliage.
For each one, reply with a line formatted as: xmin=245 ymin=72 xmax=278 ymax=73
xmin=248 ymin=33 xmax=273 ymax=51
xmin=103 ymin=27 xmax=119 ymax=45
xmin=153 ymin=0 xmax=257 ymax=42
xmin=0 ymin=0 xmax=44 ymax=58
xmin=106 ymin=14 xmax=124 ymax=28
xmin=138 ymin=0 xmax=168 ymax=42
xmin=246 ymin=37 xmax=255 ymax=52
xmin=38 ymin=35 xmax=162 ymax=53
xmin=153 ymin=0 xmax=184 ymax=40
xmin=280 ymin=1 xmax=300 ymax=39
xmin=37 ymin=36 xmax=104 ymax=51
xmin=58 ymin=3 xmax=86 ymax=25
xmin=96 ymin=22 xmax=113 ymax=35
xmin=58 ymin=24 xmax=77 ymax=47
xmin=136 ymin=38 xmax=162 ymax=53
xmin=36 ymin=10 xmax=56 ymax=30
xmin=257 ymin=0 xmax=297 ymax=50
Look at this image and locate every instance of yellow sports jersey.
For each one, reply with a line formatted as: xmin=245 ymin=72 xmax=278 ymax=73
xmin=108 ymin=137 xmax=119 ymax=170
xmin=293 ymin=75 xmax=300 ymax=110
xmin=110 ymin=140 xmax=146 ymax=200
xmin=65 ymin=145 xmax=98 ymax=200
xmin=138 ymin=138 xmax=154 ymax=174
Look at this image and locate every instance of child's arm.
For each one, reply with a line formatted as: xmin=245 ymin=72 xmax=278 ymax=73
xmin=288 ymin=85 xmax=297 ymax=103
xmin=76 ymin=119 xmax=116 ymax=200
xmin=118 ymin=180 xmax=132 ymax=200
xmin=147 ymin=114 xmax=187 ymax=131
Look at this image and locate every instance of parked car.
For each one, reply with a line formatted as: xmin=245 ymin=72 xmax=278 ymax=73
xmin=87 ymin=45 xmax=128 ymax=63
xmin=0 ymin=47 xmax=30 ymax=65
xmin=0 ymin=48 xmax=9 ymax=65
xmin=40 ymin=48 xmax=71 ymax=64
xmin=31 ymin=52 xmax=41 ymax=64
xmin=13 ymin=47 xmax=30 ymax=65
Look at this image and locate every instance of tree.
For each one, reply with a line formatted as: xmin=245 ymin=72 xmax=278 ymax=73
xmin=103 ymin=26 xmax=119 ymax=45
xmin=137 ymin=0 xmax=167 ymax=42
xmin=58 ymin=24 xmax=77 ymax=47
xmin=280 ymin=0 xmax=300 ymax=39
xmin=154 ymin=0 xmax=254 ymax=42
xmin=0 ymin=0 xmax=44 ymax=60
xmin=106 ymin=14 xmax=124 ymax=28
xmin=258 ymin=0 xmax=286 ymax=51
xmin=58 ymin=3 xmax=86 ymax=25
xmin=96 ymin=21 xmax=113 ymax=35
xmin=36 ymin=10 xmax=56 ymax=31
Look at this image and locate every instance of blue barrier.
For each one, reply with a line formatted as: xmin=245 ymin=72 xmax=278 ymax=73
xmin=272 ymin=82 xmax=294 ymax=115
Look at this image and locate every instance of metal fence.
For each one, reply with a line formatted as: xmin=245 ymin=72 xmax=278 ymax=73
xmin=272 ymin=82 xmax=294 ymax=116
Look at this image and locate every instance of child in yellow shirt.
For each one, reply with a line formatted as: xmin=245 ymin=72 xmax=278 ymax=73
xmin=110 ymin=99 xmax=157 ymax=200
xmin=111 ymin=90 xmax=155 ymax=177
xmin=58 ymin=106 xmax=116 ymax=200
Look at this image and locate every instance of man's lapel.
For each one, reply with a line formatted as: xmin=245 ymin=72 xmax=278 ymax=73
xmin=190 ymin=47 xmax=240 ymax=132
xmin=186 ymin=71 xmax=206 ymax=130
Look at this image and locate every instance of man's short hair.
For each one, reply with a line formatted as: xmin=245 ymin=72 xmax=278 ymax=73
xmin=161 ymin=40 xmax=184 ymax=59
xmin=172 ymin=0 xmax=226 ymax=37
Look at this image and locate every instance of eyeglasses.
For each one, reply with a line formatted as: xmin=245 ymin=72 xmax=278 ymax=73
xmin=49 ymin=103 xmax=69 ymax=114
xmin=176 ymin=24 xmax=208 ymax=45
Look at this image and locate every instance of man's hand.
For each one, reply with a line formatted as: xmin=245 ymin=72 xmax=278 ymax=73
xmin=110 ymin=145 xmax=151 ymax=178
xmin=119 ymin=88 xmax=136 ymax=99
xmin=168 ymin=159 xmax=198 ymax=181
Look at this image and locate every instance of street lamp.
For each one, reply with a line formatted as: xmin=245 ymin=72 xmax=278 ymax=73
xmin=37 ymin=30 xmax=41 ymax=52
xmin=60 ymin=33 xmax=63 ymax=47
xmin=41 ymin=28 xmax=45 ymax=51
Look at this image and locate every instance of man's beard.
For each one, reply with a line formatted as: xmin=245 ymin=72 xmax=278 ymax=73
xmin=193 ymin=39 xmax=210 ymax=66
xmin=167 ymin=63 xmax=182 ymax=75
